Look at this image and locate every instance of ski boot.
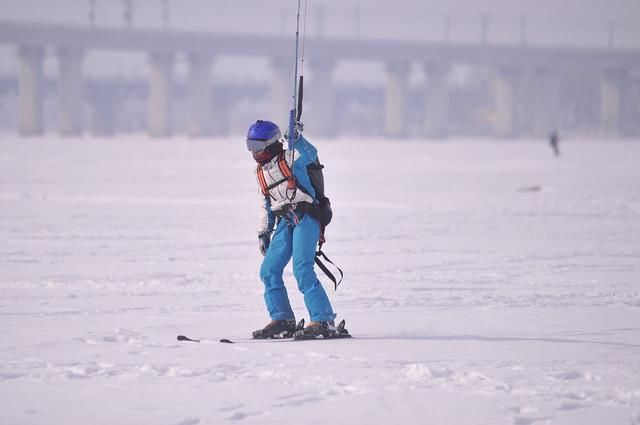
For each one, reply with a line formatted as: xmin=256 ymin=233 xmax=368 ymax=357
xmin=293 ymin=319 xmax=352 ymax=340
xmin=252 ymin=319 xmax=297 ymax=339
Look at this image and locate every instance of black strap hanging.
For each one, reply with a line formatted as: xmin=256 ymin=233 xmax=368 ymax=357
xmin=314 ymin=242 xmax=343 ymax=290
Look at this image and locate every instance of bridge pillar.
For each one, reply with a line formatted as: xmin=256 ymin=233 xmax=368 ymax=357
xmin=491 ymin=66 xmax=520 ymax=138
xmin=423 ymin=62 xmax=450 ymax=139
xmin=269 ymin=57 xmax=293 ymax=125
xmin=57 ymin=46 xmax=84 ymax=136
xmin=622 ymin=73 xmax=639 ymax=136
xmin=89 ymin=83 xmax=116 ymax=137
xmin=530 ymin=67 xmax=562 ymax=136
xmin=17 ymin=45 xmax=45 ymax=136
xmin=308 ymin=58 xmax=335 ymax=137
xmin=147 ymin=51 xmax=174 ymax=137
xmin=600 ymin=68 xmax=627 ymax=136
xmin=384 ymin=62 xmax=410 ymax=138
xmin=186 ymin=51 xmax=213 ymax=137
xmin=515 ymin=68 xmax=537 ymax=136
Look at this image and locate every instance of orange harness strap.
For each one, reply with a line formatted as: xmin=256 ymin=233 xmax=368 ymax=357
xmin=256 ymin=165 xmax=270 ymax=197
xmin=276 ymin=152 xmax=297 ymax=190
xmin=256 ymin=153 xmax=296 ymax=198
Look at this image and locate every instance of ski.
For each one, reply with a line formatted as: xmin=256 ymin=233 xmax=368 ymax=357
xmin=177 ymin=319 xmax=352 ymax=343
xmin=176 ymin=319 xmax=304 ymax=344
xmin=176 ymin=335 xmax=282 ymax=344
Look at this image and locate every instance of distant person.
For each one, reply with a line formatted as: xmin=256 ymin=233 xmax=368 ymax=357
xmin=549 ymin=131 xmax=560 ymax=157
xmin=245 ymin=119 xmax=346 ymax=340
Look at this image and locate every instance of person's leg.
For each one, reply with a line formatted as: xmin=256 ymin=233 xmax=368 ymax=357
xmin=259 ymin=221 xmax=295 ymax=320
xmin=292 ymin=214 xmax=336 ymax=322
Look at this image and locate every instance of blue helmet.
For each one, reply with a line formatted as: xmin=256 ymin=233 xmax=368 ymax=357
xmin=246 ymin=120 xmax=281 ymax=152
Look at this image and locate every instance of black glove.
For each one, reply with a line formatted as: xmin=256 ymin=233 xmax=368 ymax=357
xmin=258 ymin=232 xmax=271 ymax=256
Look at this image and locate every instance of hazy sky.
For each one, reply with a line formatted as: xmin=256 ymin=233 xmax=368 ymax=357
xmin=2 ymin=0 xmax=639 ymax=28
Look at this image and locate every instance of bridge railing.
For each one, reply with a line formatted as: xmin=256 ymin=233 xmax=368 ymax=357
xmin=1 ymin=0 xmax=639 ymax=49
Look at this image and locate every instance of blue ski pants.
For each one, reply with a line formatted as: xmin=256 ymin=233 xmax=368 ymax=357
xmin=259 ymin=213 xmax=336 ymax=322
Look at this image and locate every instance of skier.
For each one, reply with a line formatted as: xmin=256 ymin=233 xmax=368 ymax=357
xmin=549 ymin=130 xmax=560 ymax=157
xmin=246 ymin=119 xmax=340 ymax=340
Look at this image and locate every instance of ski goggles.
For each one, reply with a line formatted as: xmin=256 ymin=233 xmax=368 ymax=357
xmin=246 ymin=132 xmax=281 ymax=152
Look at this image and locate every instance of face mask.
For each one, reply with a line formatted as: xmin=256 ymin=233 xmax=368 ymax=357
xmin=252 ymin=141 xmax=283 ymax=164
xmin=252 ymin=149 xmax=273 ymax=164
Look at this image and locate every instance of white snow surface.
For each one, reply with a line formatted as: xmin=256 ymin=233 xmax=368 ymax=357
xmin=1 ymin=136 xmax=639 ymax=425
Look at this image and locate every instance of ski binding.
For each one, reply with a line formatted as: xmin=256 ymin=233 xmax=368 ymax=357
xmin=293 ymin=319 xmax=352 ymax=341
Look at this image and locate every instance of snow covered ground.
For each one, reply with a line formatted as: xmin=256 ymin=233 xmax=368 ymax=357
xmin=1 ymin=135 xmax=639 ymax=425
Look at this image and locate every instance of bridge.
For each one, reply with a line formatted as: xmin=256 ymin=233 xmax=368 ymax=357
xmin=1 ymin=20 xmax=639 ymax=138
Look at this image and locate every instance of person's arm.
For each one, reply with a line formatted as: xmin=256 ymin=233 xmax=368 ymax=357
xmin=257 ymin=192 xmax=275 ymax=256
xmin=290 ymin=135 xmax=320 ymax=199
xmin=293 ymin=135 xmax=318 ymax=163
xmin=294 ymin=136 xmax=333 ymax=228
